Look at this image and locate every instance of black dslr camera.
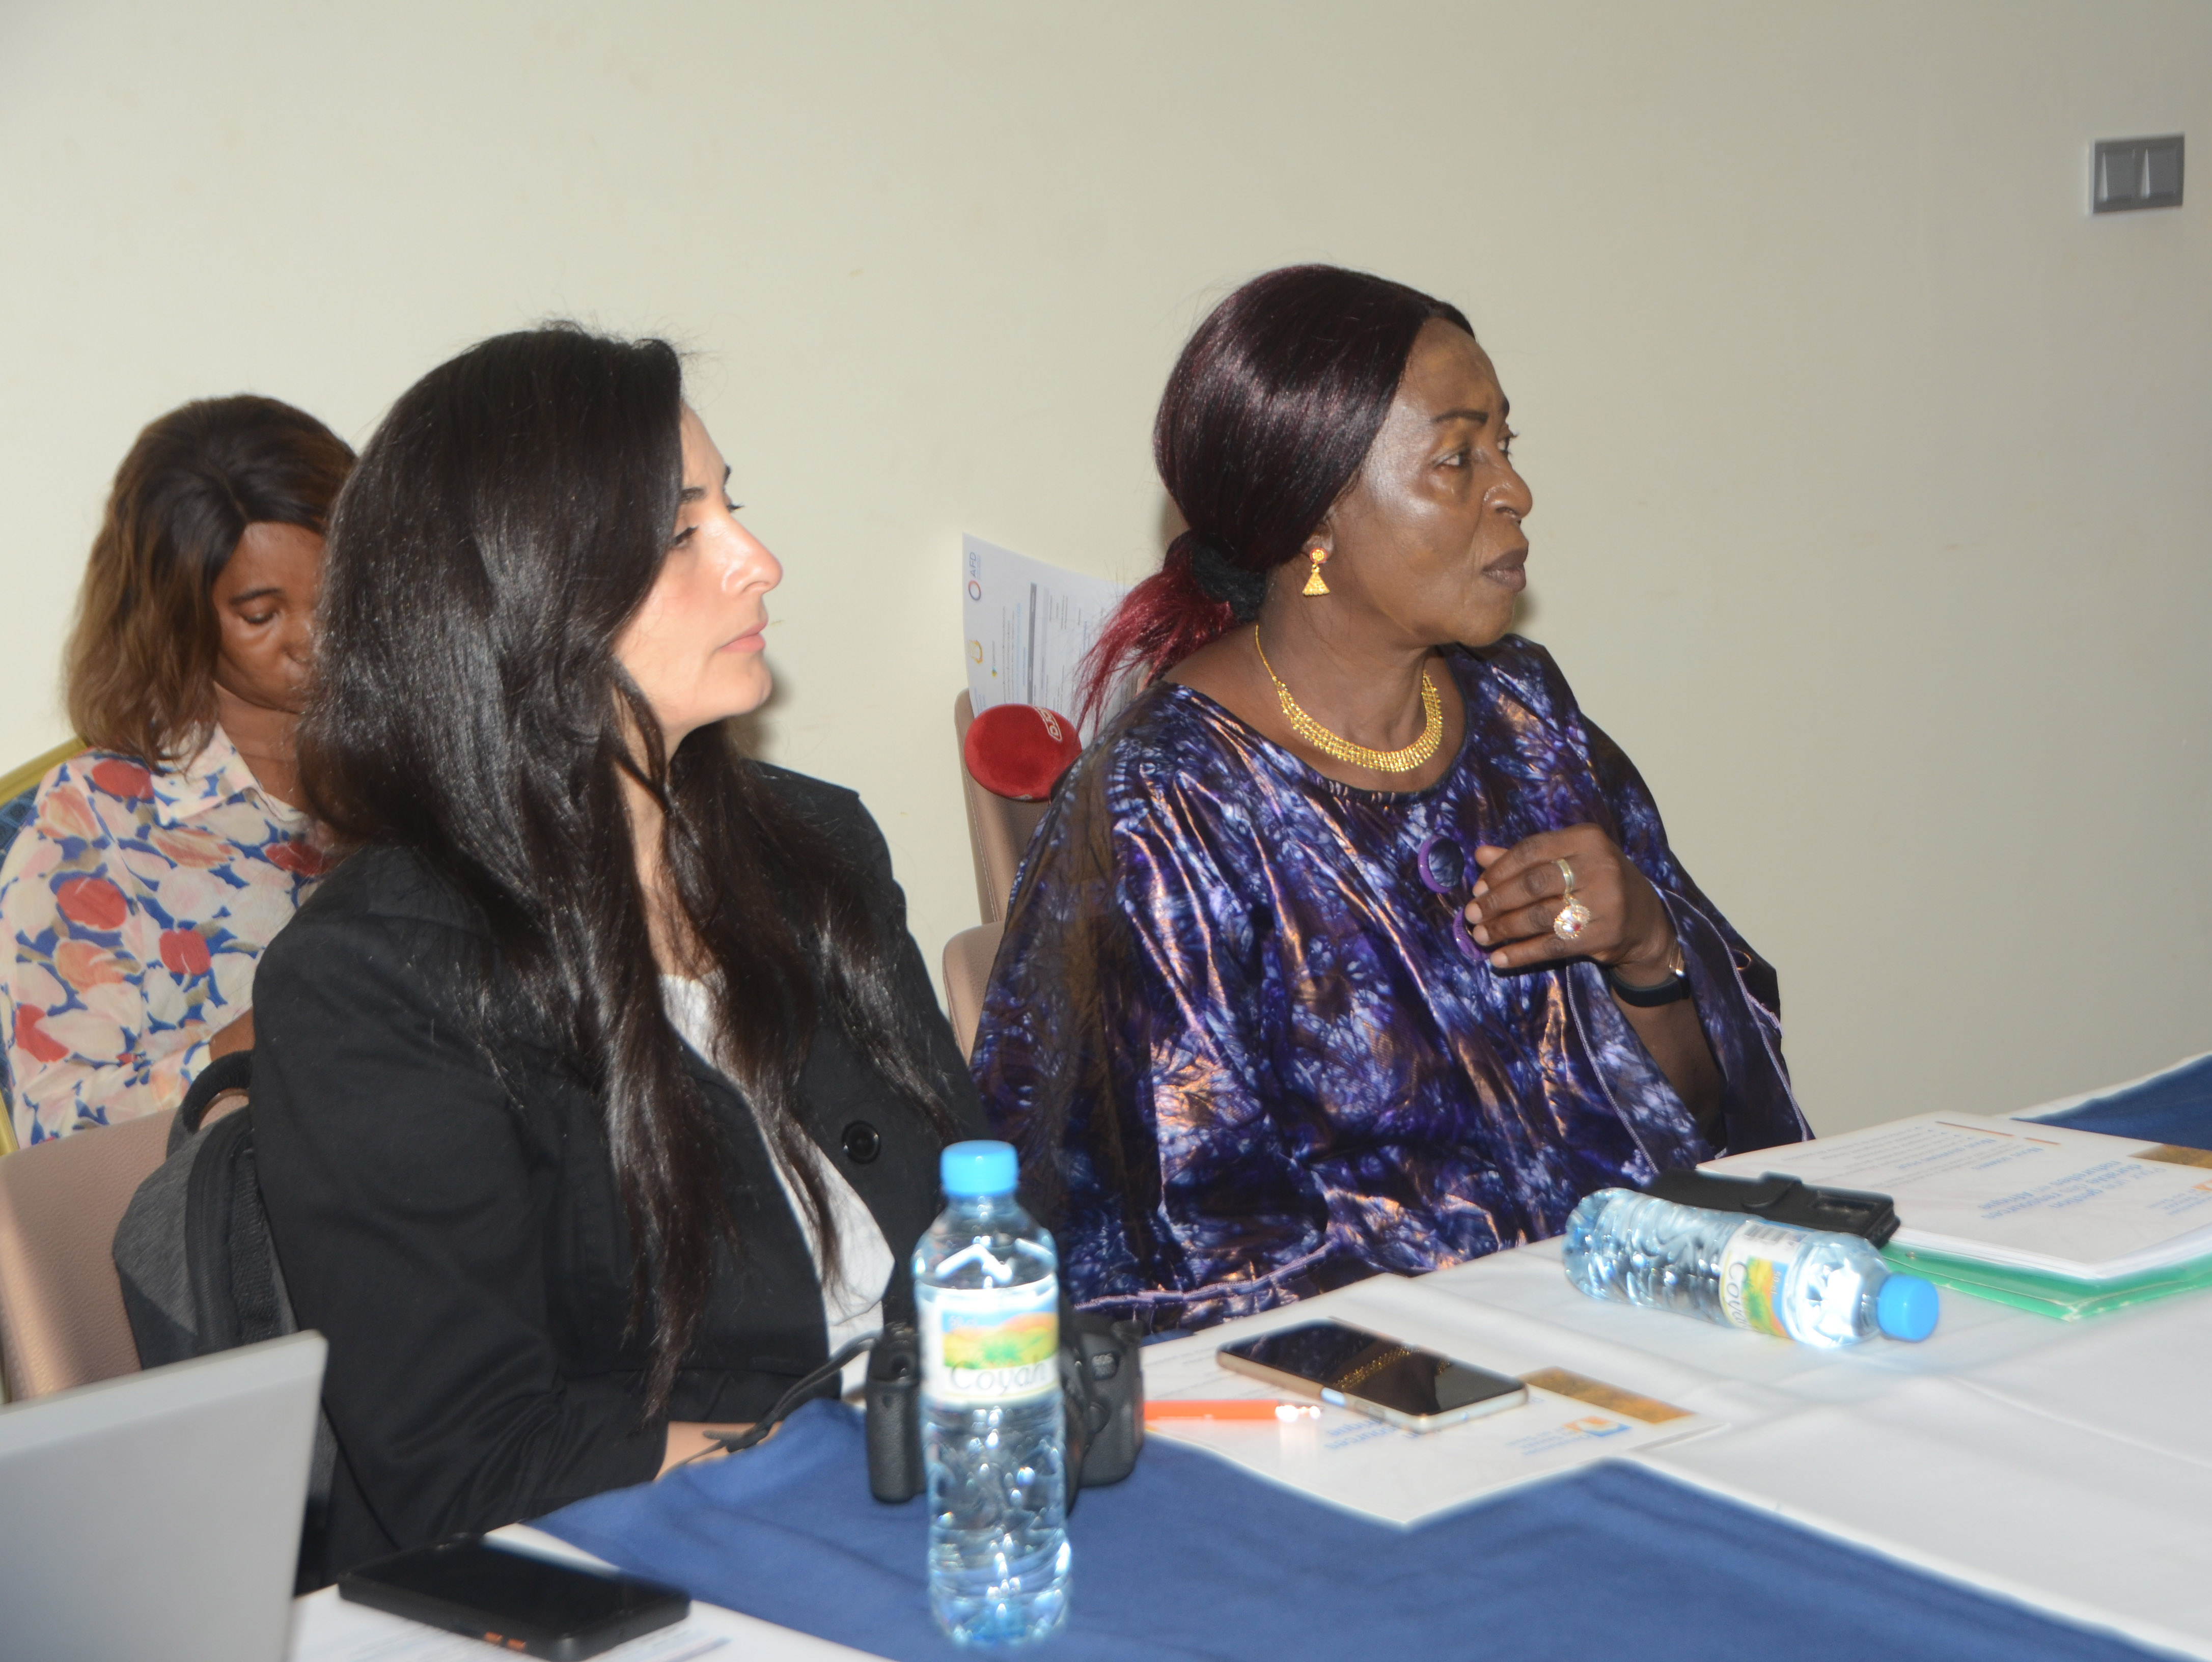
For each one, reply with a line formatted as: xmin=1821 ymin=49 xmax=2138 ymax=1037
xmin=865 ymin=1300 xmax=1145 ymax=1506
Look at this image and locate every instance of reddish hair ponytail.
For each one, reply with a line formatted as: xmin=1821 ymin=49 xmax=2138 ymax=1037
xmin=1075 ymin=533 xmax=1230 ymax=730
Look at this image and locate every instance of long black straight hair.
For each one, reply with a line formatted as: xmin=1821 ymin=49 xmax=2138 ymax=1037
xmin=301 ymin=326 xmax=957 ymax=1412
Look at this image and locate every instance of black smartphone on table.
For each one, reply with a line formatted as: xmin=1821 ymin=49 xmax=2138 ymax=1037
xmin=1216 ymin=1320 xmax=1528 ymax=1432
xmin=338 ymin=1535 xmax=688 ymax=1660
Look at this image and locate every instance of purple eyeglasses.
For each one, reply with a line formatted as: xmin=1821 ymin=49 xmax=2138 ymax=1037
xmin=1417 ymin=832 xmax=1480 ymax=960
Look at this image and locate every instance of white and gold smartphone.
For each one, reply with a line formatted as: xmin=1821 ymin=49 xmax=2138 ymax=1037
xmin=1216 ymin=1320 xmax=1528 ymax=1433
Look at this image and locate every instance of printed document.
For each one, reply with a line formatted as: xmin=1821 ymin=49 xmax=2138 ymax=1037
xmin=1141 ymin=1299 xmax=1711 ymax=1527
xmin=961 ymin=535 xmax=1129 ymax=739
xmin=1705 ymin=1114 xmax=2212 ymax=1281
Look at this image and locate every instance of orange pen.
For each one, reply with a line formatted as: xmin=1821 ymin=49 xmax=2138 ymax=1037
xmin=1144 ymin=1399 xmax=1322 ymax=1422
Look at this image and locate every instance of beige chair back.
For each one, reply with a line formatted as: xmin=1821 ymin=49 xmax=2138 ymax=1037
xmin=953 ymin=692 xmax=1052 ymax=926
xmin=942 ymin=923 xmax=1005 ymax=1062
xmin=0 ymin=736 xmax=83 ymax=805
xmin=0 ymin=1110 xmax=170 ymax=1400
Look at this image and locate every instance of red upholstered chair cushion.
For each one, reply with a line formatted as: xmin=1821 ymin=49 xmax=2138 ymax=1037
xmin=963 ymin=704 xmax=1082 ymax=801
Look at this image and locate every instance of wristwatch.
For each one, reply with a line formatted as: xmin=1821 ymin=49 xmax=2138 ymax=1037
xmin=1606 ymin=947 xmax=1691 ymax=1008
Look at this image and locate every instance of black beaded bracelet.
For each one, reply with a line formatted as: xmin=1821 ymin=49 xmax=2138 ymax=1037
xmin=1606 ymin=957 xmax=1692 ymax=1008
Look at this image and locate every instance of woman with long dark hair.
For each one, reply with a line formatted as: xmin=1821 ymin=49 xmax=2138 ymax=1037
xmin=1 ymin=396 xmax=348 ymax=1144
xmin=250 ymin=327 xmax=981 ymax=1571
xmin=973 ymin=266 xmax=1807 ymax=1332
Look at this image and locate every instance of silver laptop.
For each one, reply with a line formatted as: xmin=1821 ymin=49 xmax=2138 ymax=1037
xmin=0 ymin=1331 xmax=326 ymax=1662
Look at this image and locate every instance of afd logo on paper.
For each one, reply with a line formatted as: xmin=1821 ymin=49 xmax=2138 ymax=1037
xmin=1504 ymin=1415 xmax=1636 ymax=1459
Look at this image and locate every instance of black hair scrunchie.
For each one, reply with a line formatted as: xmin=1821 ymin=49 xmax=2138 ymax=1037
xmin=1188 ymin=537 xmax=1269 ymax=624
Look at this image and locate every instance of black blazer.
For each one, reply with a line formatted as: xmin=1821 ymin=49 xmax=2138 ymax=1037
xmin=252 ymin=767 xmax=984 ymax=1573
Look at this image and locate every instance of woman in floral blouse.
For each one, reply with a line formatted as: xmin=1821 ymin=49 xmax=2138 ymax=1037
xmin=0 ymin=396 xmax=353 ymax=1144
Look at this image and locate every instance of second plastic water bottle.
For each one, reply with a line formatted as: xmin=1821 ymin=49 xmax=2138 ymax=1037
xmin=1562 ymin=1187 xmax=1940 ymax=1348
xmin=916 ymin=1141 xmax=1070 ymax=1645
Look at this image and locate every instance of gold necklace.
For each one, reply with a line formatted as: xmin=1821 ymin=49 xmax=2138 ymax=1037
xmin=1252 ymin=625 xmax=1443 ymax=774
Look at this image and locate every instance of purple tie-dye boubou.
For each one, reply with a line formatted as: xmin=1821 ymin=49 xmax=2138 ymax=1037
xmin=972 ymin=635 xmax=1809 ymax=1334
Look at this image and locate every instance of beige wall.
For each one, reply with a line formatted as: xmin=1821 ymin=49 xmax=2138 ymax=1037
xmin=1 ymin=1 xmax=2204 ymax=1133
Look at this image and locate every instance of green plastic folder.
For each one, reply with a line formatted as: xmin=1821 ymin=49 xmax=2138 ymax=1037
xmin=1881 ymin=1240 xmax=2212 ymax=1321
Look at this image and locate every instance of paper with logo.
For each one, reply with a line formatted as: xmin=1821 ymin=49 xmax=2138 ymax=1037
xmin=1703 ymin=1113 xmax=2212 ymax=1282
xmin=918 ymin=1276 xmax=1059 ymax=1406
xmin=961 ymin=534 xmax=1130 ymax=740
xmin=1139 ymin=1319 xmax=1711 ymax=1528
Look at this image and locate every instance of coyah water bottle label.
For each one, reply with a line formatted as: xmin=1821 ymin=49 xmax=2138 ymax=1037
xmin=918 ymin=1276 xmax=1060 ymax=1406
xmin=1717 ymin=1221 xmax=1802 ymax=1338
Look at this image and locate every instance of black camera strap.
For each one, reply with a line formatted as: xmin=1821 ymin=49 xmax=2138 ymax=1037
xmin=687 ymin=1262 xmax=1143 ymax=1510
xmin=689 ymin=1335 xmax=880 ymax=1466
xmin=691 ymin=1258 xmax=926 ymax=1463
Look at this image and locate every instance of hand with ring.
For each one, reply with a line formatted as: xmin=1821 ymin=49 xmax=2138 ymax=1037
xmin=1463 ymin=825 xmax=1676 ymax=980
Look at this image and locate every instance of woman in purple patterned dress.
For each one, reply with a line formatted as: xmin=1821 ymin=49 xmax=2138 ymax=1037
xmin=971 ymin=266 xmax=1809 ymax=1331
xmin=0 ymin=397 xmax=351 ymax=1143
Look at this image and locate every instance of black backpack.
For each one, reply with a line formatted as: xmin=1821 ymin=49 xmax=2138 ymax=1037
xmin=112 ymin=1051 xmax=337 ymax=1586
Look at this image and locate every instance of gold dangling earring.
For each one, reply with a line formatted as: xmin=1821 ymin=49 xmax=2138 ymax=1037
xmin=1302 ymin=546 xmax=1331 ymax=596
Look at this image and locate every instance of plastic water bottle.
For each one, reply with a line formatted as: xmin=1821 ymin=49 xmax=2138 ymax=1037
xmin=1561 ymin=1188 xmax=1941 ymax=1348
xmin=916 ymin=1141 xmax=1070 ymax=1644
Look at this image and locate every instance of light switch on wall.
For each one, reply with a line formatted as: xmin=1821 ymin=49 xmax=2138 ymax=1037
xmin=2093 ymin=135 xmax=2185 ymax=213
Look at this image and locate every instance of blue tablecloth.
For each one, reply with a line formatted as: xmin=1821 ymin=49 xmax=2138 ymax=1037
xmin=538 ymin=1401 xmax=2153 ymax=1661
xmin=2033 ymin=1052 xmax=2212 ymax=1149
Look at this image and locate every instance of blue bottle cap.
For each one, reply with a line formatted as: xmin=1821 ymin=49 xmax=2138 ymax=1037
xmin=941 ymin=1140 xmax=1019 ymax=1198
xmin=1876 ymin=1274 xmax=1940 ymax=1342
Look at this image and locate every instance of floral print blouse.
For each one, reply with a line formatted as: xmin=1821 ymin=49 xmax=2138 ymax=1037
xmin=0 ymin=727 xmax=327 ymax=1144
